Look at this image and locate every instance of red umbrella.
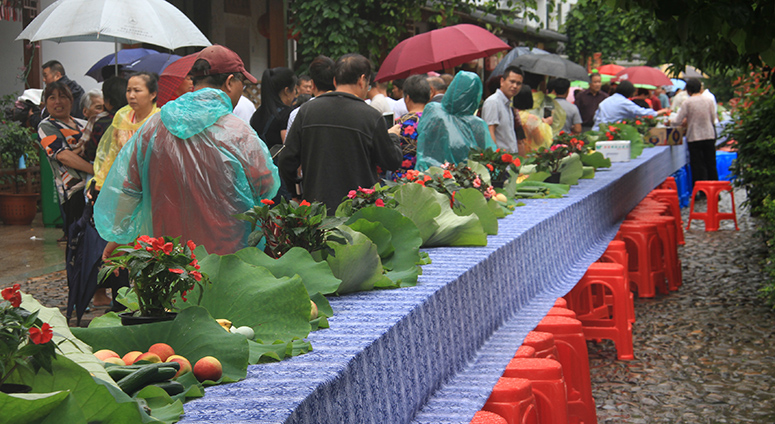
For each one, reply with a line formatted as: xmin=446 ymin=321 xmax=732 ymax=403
xmin=596 ymin=64 xmax=624 ymax=76
xmin=614 ymin=66 xmax=672 ymax=87
xmin=375 ymin=24 xmax=510 ymax=82
xmin=157 ymin=52 xmax=199 ymax=106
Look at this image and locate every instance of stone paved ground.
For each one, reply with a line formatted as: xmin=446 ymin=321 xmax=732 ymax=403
xmin=589 ymin=188 xmax=775 ymax=423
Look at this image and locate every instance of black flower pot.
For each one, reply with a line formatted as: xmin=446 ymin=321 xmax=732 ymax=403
xmin=119 ymin=312 xmax=178 ymax=326
xmin=0 ymin=383 xmax=32 ymax=393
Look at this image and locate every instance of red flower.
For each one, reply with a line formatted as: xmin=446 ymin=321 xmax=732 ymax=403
xmin=161 ymin=242 xmax=174 ymax=255
xmin=300 ymin=200 xmax=311 ymax=206
xmin=450 ymin=191 xmax=456 ymax=208
xmin=191 ymin=271 xmax=203 ymax=282
xmin=358 ymin=187 xmax=375 ymax=195
xmin=415 ymin=179 xmax=426 ymax=186
xmin=189 ymin=259 xmax=200 ymax=270
xmin=501 ymin=154 xmax=513 ymax=163
xmin=401 ymin=159 xmax=413 ymax=168
xmin=443 ymin=170 xmax=453 ymax=179
xmin=138 ymin=235 xmax=154 ymax=244
xmin=423 ymin=175 xmax=432 ymax=182
xmin=187 ymin=240 xmax=196 ymax=251
xmin=181 ymin=291 xmax=188 ymax=302
xmin=2 ymin=284 xmax=21 ymax=308
xmin=513 ymin=157 xmax=521 ymax=167
xmin=261 ymin=199 xmax=275 ymax=206
xmin=347 ymin=190 xmax=357 ymax=199
xmin=485 ymin=163 xmax=494 ymax=171
xmin=169 ymin=268 xmax=185 ymax=274
xmin=29 ymin=323 xmax=53 ymax=345
xmin=375 ymin=199 xmax=385 ymax=207
xmin=635 ymin=120 xmax=642 ymax=125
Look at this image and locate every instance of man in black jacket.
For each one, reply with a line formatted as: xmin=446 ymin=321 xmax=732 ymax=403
xmin=279 ymin=54 xmax=402 ymax=214
xmin=42 ymin=60 xmax=86 ymax=119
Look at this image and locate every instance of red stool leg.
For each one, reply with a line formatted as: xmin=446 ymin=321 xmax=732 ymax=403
xmin=483 ymin=377 xmax=539 ymax=424
xmin=503 ymin=358 xmax=569 ymax=424
xmin=535 ymin=316 xmax=598 ymax=424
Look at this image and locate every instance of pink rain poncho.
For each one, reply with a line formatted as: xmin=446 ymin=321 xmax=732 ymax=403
xmin=415 ymin=71 xmax=496 ymax=170
xmin=94 ymin=88 xmax=279 ymax=255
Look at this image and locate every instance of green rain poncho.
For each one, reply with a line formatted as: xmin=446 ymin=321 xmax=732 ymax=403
xmin=415 ymin=71 xmax=496 ymax=171
xmin=94 ymin=88 xmax=280 ymax=255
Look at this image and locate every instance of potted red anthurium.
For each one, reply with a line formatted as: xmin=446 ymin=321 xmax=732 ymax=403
xmin=100 ymin=236 xmax=210 ymax=325
xmin=0 ymin=284 xmax=59 ymax=393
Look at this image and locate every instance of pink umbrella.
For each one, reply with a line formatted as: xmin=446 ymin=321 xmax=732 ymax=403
xmin=376 ymin=24 xmax=510 ymax=82
xmin=157 ymin=53 xmax=199 ymax=106
xmin=596 ymin=64 xmax=624 ymax=76
xmin=615 ymin=66 xmax=672 ymax=87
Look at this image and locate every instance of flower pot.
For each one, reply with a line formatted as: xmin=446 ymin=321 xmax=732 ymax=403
xmin=544 ymin=172 xmax=562 ymax=184
xmin=0 ymin=383 xmax=32 ymax=394
xmin=0 ymin=193 xmax=39 ymax=225
xmin=119 ymin=312 xmax=178 ymax=326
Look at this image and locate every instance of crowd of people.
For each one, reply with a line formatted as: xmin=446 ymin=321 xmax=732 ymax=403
xmin=17 ymin=45 xmax=716 ymax=317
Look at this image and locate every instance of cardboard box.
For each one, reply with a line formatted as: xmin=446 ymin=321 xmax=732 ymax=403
xmin=646 ymin=126 xmax=685 ymax=146
xmin=596 ymin=140 xmax=631 ymax=162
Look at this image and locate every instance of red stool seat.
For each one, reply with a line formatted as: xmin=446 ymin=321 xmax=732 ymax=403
xmin=591 ymin=240 xmax=635 ymax=323
xmin=553 ymin=298 xmax=567 ymax=308
xmin=483 ymin=377 xmax=539 ymax=424
xmin=514 ymin=345 xmax=537 ymax=358
xmin=649 ymin=189 xmax=685 ymax=245
xmin=615 ymin=221 xmax=667 ymax=298
xmin=521 ymin=331 xmax=559 ymax=361
xmin=565 ymin=263 xmax=635 ymax=361
xmin=503 ymin=358 xmax=569 ymax=424
xmin=471 ymin=410 xmax=509 ymax=424
xmin=534 ymin=316 xmax=598 ymax=424
xmin=657 ymin=176 xmax=678 ymax=191
xmin=687 ymin=180 xmax=739 ymax=231
xmin=547 ymin=307 xmax=577 ymax=319
xmin=628 ymin=214 xmax=682 ymax=291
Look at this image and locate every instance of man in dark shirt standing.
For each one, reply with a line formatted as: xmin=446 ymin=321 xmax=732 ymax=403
xmin=42 ymin=60 xmax=86 ymax=119
xmin=574 ymin=72 xmax=608 ymax=132
xmin=279 ymin=54 xmax=402 ymax=214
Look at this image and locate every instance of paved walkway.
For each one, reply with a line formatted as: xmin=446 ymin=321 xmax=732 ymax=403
xmin=0 ymin=213 xmax=65 ymax=286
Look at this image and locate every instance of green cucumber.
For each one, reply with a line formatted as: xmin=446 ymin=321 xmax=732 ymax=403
xmin=117 ymin=363 xmax=180 ymax=394
xmin=106 ymin=367 xmax=138 ymax=381
xmin=149 ymin=381 xmax=185 ymax=396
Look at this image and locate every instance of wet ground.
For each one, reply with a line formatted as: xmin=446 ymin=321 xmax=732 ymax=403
xmin=3 ymin=189 xmax=775 ymax=422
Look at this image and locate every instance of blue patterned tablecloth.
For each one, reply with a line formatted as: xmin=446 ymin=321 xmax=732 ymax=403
xmin=181 ymin=145 xmax=686 ymax=424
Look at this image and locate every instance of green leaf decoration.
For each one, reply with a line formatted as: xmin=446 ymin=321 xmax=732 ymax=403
xmin=581 ymin=166 xmax=596 ymax=179
xmin=465 ymin=159 xmax=492 ymax=185
xmin=514 ymin=181 xmax=571 ymax=198
xmin=71 ymin=306 xmax=249 ymax=385
xmin=392 ymin=183 xmax=441 ymax=243
xmin=326 ymin=231 xmax=390 ymax=294
xmin=487 ymin=198 xmax=508 ymax=218
xmin=133 ymin=386 xmax=185 ymax=423
xmin=169 ymin=371 xmax=205 ymax=403
xmin=234 ymin=246 xmax=342 ymax=296
xmin=347 ymin=218 xmax=395 ymax=260
xmin=88 ymin=311 xmax=122 ymax=328
xmin=453 ymin=188 xmax=498 ymax=235
xmin=558 ymin=153 xmax=584 ymax=185
xmin=580 ymin=151 xmax=612 ymax=168
xmin=309 ymin=292 xmax=333 ymax=319
xmin=248 ymin=339 xmax=313 ymax=364
xmin=347 ymin=206 xmax=425 ymax=287
xmin=0 ymin=391 xmax=71 ymax=424
xmin=184 ymin=255 xmax=313 ymax=343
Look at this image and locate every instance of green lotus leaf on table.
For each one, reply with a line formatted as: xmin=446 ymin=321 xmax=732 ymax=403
xmin=184 ymin=254 xmax=313 ymax=344
xmin=248 ymin=339 xmax=313 ymax=364
xmin=347 ymin=206 xmax=425 ymax=287
xmin=233 ymin=246 xmax=342 ymax=296
xmin=452 ymin=188 xmax=498 ymax=235
xmin=71 ymin=306 xmax=250 ymax=385
xmin=513 ymin=181 xmax=571 ymax=198
xmin=558 ymin=153 xmax=584 ymax=185
xmin=394 ymin=183 xmax=487 ymax=247
xmin=581 ymin=151 xmax=612 ymax=168
xmin=326 ymin=229 xmax=393 ymax=293
xmin=581 ymin=166 xmax=595 ymax=179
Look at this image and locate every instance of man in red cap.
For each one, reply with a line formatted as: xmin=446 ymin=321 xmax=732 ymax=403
xmin=96 ymin=45 xmax=279 ymax=256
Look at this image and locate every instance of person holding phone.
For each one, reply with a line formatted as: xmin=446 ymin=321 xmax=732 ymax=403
xmin=387 ymin=74 xmax=430 ymax=175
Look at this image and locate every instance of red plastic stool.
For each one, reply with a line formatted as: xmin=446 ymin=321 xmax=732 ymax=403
xmin=547 ymin=307 xmax=577 ymax=319
xmin=514 ymin=345 xmax=537 ymax=358
xmin=628 ymin=214 xmax=682 ymax=291
xmin=534 ymin=316 xmax=598 ymax=424
xmin=615 ymin=221 xmax=667 ymax=298
xmin=593 ymin=240 xmax=635 ymax=324
xmin=521 ymin=331 xmax=559 ymax=361
xmin=471 ymin=410 xmax=509 ymax=424
xmin=565 ymin=263 xmax=635 ymax=361
xmin=687 ymin=181 xmax=740 ymax=231
xmin=483 ymin=377 xmax=539 ymax=424
xmin=657 ymin=176 xmax=678 ymax=191
xmin=553 ymin=298 xmax=567 ymax=308
xmin=503 ymin=358 xmax=569 ymax=424
xmin=649 ymin=189 xmax=685 ymax=245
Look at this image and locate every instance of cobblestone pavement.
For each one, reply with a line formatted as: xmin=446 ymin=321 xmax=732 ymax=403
xmin=589 ymin=188 xmax=775 ymax=423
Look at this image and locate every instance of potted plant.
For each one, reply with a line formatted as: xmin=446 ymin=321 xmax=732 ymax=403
xmin=0 ymin=95 xmax=41 ymax=225
xmin=468 ymin=147 xmax=522 ymax=187
xmin=0 ymin=284 xmax=58 ymax=393
xmin=531 ymin=144 xmax=571 ymax=183
xmin=99 ymin=236 xmax=209 ymax=325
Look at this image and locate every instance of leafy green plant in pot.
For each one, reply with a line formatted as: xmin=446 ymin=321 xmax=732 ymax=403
xmin=0 ymin=94 xmax=41 ymax=225
xmin=99 ymin=236 xmax=210 ymax=324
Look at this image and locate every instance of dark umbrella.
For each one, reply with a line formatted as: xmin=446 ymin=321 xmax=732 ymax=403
xmin=125 ymin=53 xmax=182 ymax=75
xmin=85 ymin=48 xmax=159 ymax=82
xmin=490 ymin=46 xmax=549 ymax=79
xmin=509 ymin=53 xmax=590 ymax=82
xmin=376 ymin=24 xmax=510 ymax=82
xmin=66 ymin=203 xmax=108 ymax=325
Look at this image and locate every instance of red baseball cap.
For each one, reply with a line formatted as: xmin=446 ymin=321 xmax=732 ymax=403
xmin=192 ymin=45 xmax=257 ymax=84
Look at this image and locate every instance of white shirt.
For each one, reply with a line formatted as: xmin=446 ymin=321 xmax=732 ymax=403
xmin=482 ymin=89 xmax=517 ymax=152
xmin=233 ymin=96 xmax=256 ymax=123
xmin=392 ymin=98 xmax=408 ymax=118
xmin=369 ymin=93 xmax=393 ymax=115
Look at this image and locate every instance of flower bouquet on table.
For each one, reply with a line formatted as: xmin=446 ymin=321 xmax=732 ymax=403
xmin=531 ymin=144 xmax=571 ymax=174
xmin=553 ymin=131 xmax=589 ymax=155
xmin=335 ymin=184 xmax=396 ymax=217
xmin=467 ymin=147 xmax=522 ymax=187
xmin=1 ymin=284 xmax=58 ymax=392
xmin=99 ymin=236 xmax=209 ymax=320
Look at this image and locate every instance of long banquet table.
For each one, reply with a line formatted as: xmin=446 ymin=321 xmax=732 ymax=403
xmin=182 ymin=144 xmax=687 ymax=423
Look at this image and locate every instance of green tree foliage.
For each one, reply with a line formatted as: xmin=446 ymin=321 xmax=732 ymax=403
xmin=562 ymin=0 xmax=655 ymax=65
xmin=290 ymin=0 xmax=542 ymax=73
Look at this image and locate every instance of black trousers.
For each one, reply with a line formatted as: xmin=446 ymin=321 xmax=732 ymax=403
xmin=688 ymin=139 xmax=718 ymax=186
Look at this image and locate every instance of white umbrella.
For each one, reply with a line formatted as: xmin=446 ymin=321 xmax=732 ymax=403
xmin=16 ymin=0 xmax=211 ymax=50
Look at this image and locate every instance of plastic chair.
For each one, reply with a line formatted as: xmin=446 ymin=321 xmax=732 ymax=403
xmin=656 ymin=176 xmax=677 ymax=191
xmin=553 ymin=298 xmax=567 ymax=308
xmin=521 ymin=331 xmax=559 ymax=361
xmin=483 ymin=377 xmax=540 ymax=424
xmin=514 ymin=345 xmax=537 ymax=358
xmin=686 ymin=181 xmax=739 ymax=231
xmin=648 ymin=189 xmax=686 ymax=245
xmin=471 ymin=410 xmax=509 ymax=424
xmin=590 ymin=240 xmax=635 ymax=324
xmin=628 ymin=214 xmax=681 ymax=291
xmin=547 ymin=307 xmax=577 ymax=319
xmin=503 ymin=358 xmax=569 ymax=424
xmin=615 ymin=221 xmax=667 ymax=298
xmin=564 ymin=263 xmax=635 ymax=361
xmin=534 ymin=316 xmax=598 ymax=424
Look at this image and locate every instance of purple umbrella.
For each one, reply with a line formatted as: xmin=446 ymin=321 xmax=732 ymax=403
xmin=85 ymin=48 xmax=159 ymax=82
xmin=124 ymin=53 xmax=182 ymax=76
